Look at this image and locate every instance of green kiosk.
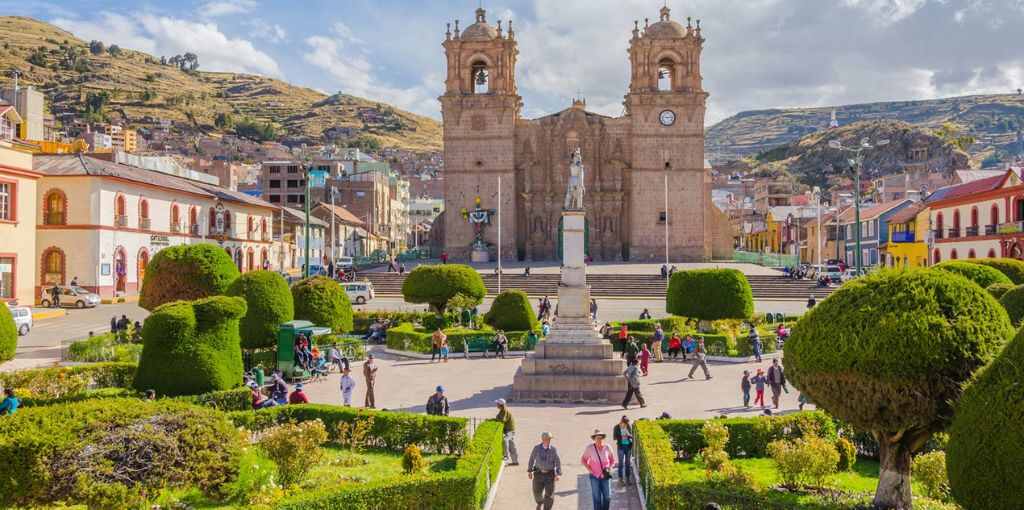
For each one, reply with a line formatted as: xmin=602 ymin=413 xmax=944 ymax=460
xmin=277 ymin=320 xmax=332 ymax=381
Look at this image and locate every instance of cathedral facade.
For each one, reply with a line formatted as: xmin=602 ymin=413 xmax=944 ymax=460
xmin=441 ymin=6 xmax=714 ymax=262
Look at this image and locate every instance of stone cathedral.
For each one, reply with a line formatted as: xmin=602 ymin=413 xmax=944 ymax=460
xmin=441 ymin=6 xmax=716 ymax=262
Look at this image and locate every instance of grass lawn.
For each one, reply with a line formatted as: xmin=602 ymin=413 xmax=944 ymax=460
xmin=674 ymin=457 xmax=924 ymax=495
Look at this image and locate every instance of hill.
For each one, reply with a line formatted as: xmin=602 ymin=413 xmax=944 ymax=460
xmin=707 ymin=93 xmax=1024 ymax=165
xmin=0 ymin=16 xmax=441 ymax=152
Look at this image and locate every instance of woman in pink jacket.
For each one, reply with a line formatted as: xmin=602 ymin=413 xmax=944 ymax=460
xmin=581 ymin=429 xmax=617 ymax=510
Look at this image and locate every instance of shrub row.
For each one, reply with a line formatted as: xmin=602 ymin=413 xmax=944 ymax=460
xmin=0 ymin=362 xmax=137 ymax=398
xmin=385 ymin=322 xmax=534 ymax=353
xmin=229 ymin=403 xmax=469 ymax=455
xmin=16 ymin=385 xmax=252 ymax=412
xmin=353 ymin=310 xmax=438 ymax=333
xmin=273 ymin=420 xmax=504 ymax=510
xmin=656 ymin=411 xmax=836 ymax=458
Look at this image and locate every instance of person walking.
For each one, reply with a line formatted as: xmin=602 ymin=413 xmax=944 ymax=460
xmin=50 ymin=284 xmax=61 ymax=308
xmin=741 ymin=370 xmax=752 ymax=408
xmin=652 ymin=324 xmax=665 ymax=362
xmin=340 ymin=367 xmax=356 ymax=406
xmin=613 ymin=416 xmax=635 ymax=483
xmin=617 ymin=324 xmax=629 ymax=356
xmin=687 ymin=338 xmax=712 ymax=380
xmin=581 ymin=429 xmax=616 ymax=510
xmin=749 ymin=327 xmax=763 ymax=363
xmin=639 ymin=343 xmax=651 ymax=376
xmin=426 ymin=385 xmax=449 ymax=416
xmin=668 ymin=332 xmax=682 ymax=360
xmin=590 ymin=299 xmax=598 ymax=321
xmin=441 ymin=251 xmax=448 ymax=264
xmin=527 ymin=431 xmax=561 ymax=510
xmin=751 ymin=368 xmax=768 ymax=408
xmin=495 ymin=399 xmax=519 ymax=465
xmin=363 ymin=354 xmax=378 ymax=408
xmin=431 ymin=328 xmax=446 ymax=362
xmin=622 ymin=360 xmax=646 ymax=409
xmin=768 ymin=358 xmax=787 ymax=409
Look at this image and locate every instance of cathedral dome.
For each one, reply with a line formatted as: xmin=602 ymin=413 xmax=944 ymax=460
xmin=461 ymin=8 xmax=499 ymax=41
xmin=643 ymin=6 xmax=688 ymax=39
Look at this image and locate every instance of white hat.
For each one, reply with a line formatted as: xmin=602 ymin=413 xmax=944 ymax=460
xmin=495 ymin=398 xmax=507 ymax=406
xmin=590 ymin=429 xmax=607 ymax=439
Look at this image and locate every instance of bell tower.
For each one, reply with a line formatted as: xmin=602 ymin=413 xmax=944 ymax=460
xmin=624 ymin=6 xmax=711 ymax=260
xmin=440 ymin=7 xmax=522 ymax=260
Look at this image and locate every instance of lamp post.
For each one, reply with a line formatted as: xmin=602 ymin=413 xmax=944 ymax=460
xmin=827 ymin=137 xmax=889 ymax=275
xmin=813 ymin=186 xmax=822 ymax=267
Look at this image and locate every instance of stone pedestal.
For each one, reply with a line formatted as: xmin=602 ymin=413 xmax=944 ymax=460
xmin=511 ymin=211 xmax=627 ymax=403
xmin=470 ymin=247 xmax=490 ymax=263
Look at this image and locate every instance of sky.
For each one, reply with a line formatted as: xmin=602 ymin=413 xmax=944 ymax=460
xmin=8 ymin=0 xmax=1024 ymax=125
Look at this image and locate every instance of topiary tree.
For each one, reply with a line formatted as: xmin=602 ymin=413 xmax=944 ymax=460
xmin=966 ymin=257 xmax=1024 ymax=284
xmin=139 ymin=244 xmax=240 ymax=310
xmin=784 ymin=269 xmax=1013 ymax=509
xmin=134 ymin=295 xmax=247 ymax=396
xmin=483 ymin=289 xmax=537 ymax=331
xmin=933 ymin=260 xmax=1012 ymax=289
xmin=946 ymin=327 xmax=1024 ymax=509
xmin=666 ymin=269 xmax=754 ymax=322
xmin=401 ymin=264 xmax=485 ymax=314
xmin=986 ymin=282 xmax=1014 ymax=299
xmin=0 ymin=305 xmax=16 ymax=362
xmin=998 ymin=284 xmax=1024 ymax=325
xmin=226 ymin=270 xmax=294 ymax=349
xmin=291 ymin=276 xmax=352 ymax=333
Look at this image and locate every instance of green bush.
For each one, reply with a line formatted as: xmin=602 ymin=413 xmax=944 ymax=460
xmin=785 ymin=268 xmax=1013 ymax=509
xmin=228 ymin=403 xmax=469 ymax=455
xmin=226 ymin=270 xmax=294 ymax=349
xmin=667 ymin=269 xmax=754 ymax=321
xmin=967 ymin=257 xmax=1024 ymax=284
xmin=0 ymin=398 xmax=242 ymax=508
xmin=657 ymin=411 xmax=836 ymax=459
xmin=933 ymin=260 xmax=1012 ymax=288
xmin=767 ymin=435 xmax=840 ymax=489
xmin=483 ymin=289 xmax=537 ymax=331
xmin=66 ymin=332 xmax=142 ymax=363
xmin=0 ymin=304 xmax=16 ymax=362
xmin=134 ymin=296 xmax=247 ymax=396
xmin=292 ymin=276 xmax=353 ymax=333
xmin=401 ymin=264 xmax=486 ymax=314
xmin=912 ymin=451 xmax=949 ymax=501
xmin=835 ymin=437 xmax=856 ymax=472
xmin=139 ymin=244 xmax=240 ymax=310
xmin=179 ymin=386 xmax=253 ymax=411
xmin=986 ymin=282 xmax=1015 ymax=299
xmin=402 ymin=444 xmax=427 ymax=474
xmin=998 ymin=283 xmax=1024 ymax=325
xmin=258 ymin=419 xmax=328 ymax=487
xmin=947 ymin=325 xmax=1024 ymax=509
xmin=386 ymin=322 xmax=534 ymax=353
xmin=0 ymin=362 xmax=137 ymax=399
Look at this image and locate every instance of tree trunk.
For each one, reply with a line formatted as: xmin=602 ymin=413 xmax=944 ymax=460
xmin=873 ymin=433 xmax=914 ymax=510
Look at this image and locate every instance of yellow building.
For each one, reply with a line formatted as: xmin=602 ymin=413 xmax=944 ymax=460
xmin=0 ymin=141 xmax=39 ymax=304
xmin=883 ymin=202 xmax=929 ymax=268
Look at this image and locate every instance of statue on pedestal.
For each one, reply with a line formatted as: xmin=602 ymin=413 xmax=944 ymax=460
xmin=564 ymin=148 xmax=585 ymax=211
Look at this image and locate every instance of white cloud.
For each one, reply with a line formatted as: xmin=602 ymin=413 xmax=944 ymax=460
xmin=198 ymin=0 xmax=257 ymax=18
xmin=55 ymin=11 xmax=282 ymax=78
xmin=245 ymin=18 xmax=288 ymax=43
xmin=841 ymin=0 xmax=929 ymax=25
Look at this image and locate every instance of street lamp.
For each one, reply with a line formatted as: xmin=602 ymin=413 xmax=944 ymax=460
xmin=827 ymin=137 xmax=889 ymax=275
xmin=812 ymin=186 xmax=822 ymax=267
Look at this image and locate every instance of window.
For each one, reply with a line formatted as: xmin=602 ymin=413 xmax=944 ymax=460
xmin=0 ymin=256 xmax=13 ymax=299
xmin=115 ymin=195 xmax=127 ymax=227
xmin=658 ymin=211 xmax=667 ymax=224
xmin=42 ymin=248 xmax=64 ymax=286
xmin=989 ymin=248 xmax=997 ymax=258
xmin=657 ymin=58 xmax=675 ymax=91
xmin=356 ymin=191 xmax=366 ymax=198
xmin=269 ymin=166 xmax=281 ymax=174
xmin=0 ymin=182 xmax=10 ymax=221
xmin=968 ymin=249 xmax=976 ymax=259
xmin=287 ymin=195 xmax=299 ymax=203
xmin=287 ymin=166 xmax=298 ymax=174
xmin=44 ymin=189 xmax=67 ymax=225
xmin=269 ymin=180 xmax=281 ymax=189
xmin=933 ymin=249 xmax=941 ymax=264
xmin=471 ymin=61 xmax=489 ymax=94
xmin=269 ymin=196 xmax=281 ymax=203
xmin=991 ymin=204 xmax=1000 ymax=225
xmin=287 ymin=180 xmax=299 ymax=188
xmin=951 ymin=249 xmax=958 ymax=260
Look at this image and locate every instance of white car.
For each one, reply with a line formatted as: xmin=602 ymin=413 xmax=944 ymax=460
xmin=342 ymin=281 xmax=374 ymax=305
xmin=336 ymin=256 xmax=355 ymax=270
xmin=9 ymin=306 xmax=31 ymax=336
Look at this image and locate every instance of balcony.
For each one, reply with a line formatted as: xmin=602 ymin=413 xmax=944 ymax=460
xmin=932 ymin=229 xmax=944 ymax=240
xmin=115 ymin=215 xmax=128 ymax=227
xmin=985 ymin=224 xmax=998 ymax=236
xmin=139 ymin=218 xmax=151 ymax=230
xmin=891 ymin=231 xmax=915 ymax=243
xmin=170 ymin=222 xmax=182 ymax=233
xmin=190 ymin=224 xmax=200 ymax=236
xmin=965 ymin=226 xmax=979 ymax=237
xmin=947 ymin=228 xmax=961 ymax=239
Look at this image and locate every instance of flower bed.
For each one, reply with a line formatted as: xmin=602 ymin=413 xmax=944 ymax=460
xmin=386 ymin=322 xmax=534 ymax=353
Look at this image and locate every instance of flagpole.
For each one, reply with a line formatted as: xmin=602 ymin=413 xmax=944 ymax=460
xmin=497 ymin=175 xmax=502 ymax=294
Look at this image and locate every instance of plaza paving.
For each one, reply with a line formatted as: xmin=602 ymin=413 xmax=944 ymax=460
xmin=303 ymin=345 xmax=805 ymax=509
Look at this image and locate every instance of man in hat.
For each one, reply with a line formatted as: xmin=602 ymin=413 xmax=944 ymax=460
xmin=527 ymin=431 xmax=561 ymax=510
xmin=581 ymin=428 xmax=616 ymax=510
xmin=288 ymin=383 xmax=310 ymax=404
xmin=426 ymin=385 xmax=449 ymax=416
xmin=495 ymin=399 xmax=518 ymax=465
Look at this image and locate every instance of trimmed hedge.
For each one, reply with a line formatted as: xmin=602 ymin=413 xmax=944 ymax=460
xmin=292 ymin=276 xmax=353 ymax=333
xmin=0 ymin=398 xmax=242 ymax=508
xmin=401 ymin=264 xmax=486 ymax=313
xmin=353 ymin=310 xmax=437 ymax=333
xmin=273 ymin=419 xmax=503 ymax=510
xmin=934 ymin=260 xmax=1012 ymax=288
xmin=666 ymin=269 xmax=754 ymax=321
xmin=134 ymin=296 xmax=247 ymax=397
xmin=483 ymin=289 xmax=537 ymax=331
xmin=998 ymin=283 xmax=1024 ymax=325
xmin=986 ymin=282 xmax=1015 ymax=299
xmin=139 ymin=243 xmax=240 ymax=311
xmin=16 ymin=385 xmax=252 ymax=412
xmin=0 ymin=362 xmax=137 ymax=398
xmin=947 ymin=325 xmax=1024 ymax=509
xmin=0 ymin=304 xmax=16 ymax=362
xmin=386 ymin=322 xmax=534 ymax=353
xmin=228 ymin=403 xmax=469 ymax=455
xmin=967 ymin=257 xmax=1024 ymax=284
xmin=226 ymin=270 xmax=294 ymax=349
xmin=656 ymin=411 xmax=836 ymax=459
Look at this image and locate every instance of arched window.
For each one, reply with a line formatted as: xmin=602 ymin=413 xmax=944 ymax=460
xmin=261 ymin=247 xmax=269 ymax=269
xmin=246 ymin=248 xmax=255 ymax=272
xmin=970 ymin=207 xmax=978 ymax=228
xmin=933 ymin=249 xmax=941 ymax=264
xmin=138 ymin=199 xmax=150 ymax=229
xmin=189 ymin=207 xmax=198 ymax=227
xmin=657 ymin=58 xmax=675 ymax=91
xmin=991 ymin=204 xmax=1000 ymax=229
xmin=471 ymin=61 xmax=489 ymax=94
xmin=968 ymin=249 xmax=976 ymax=259
xmin=41 ymin=247 xmax=65 ymax=286
xmin=247 ymin=217 xmax=255 ymax=239
xmin=223 ymin=210 xmax=232 ymax=235
xmin=171 ymin=204 xmax=181 ymax=232
xmin=43 ymin=190 xmax=67 ymax=225
xmin=261 ymin=218 xmax=268 ymax=240
xmin=209 ymin=208 xmax=217 ymax=233
xmin=935 ymin=212 xmax=944 ymax=238
xmin=137 ymin=248 xmax=149 ymax=286
xmin=951 ymin=249 xmax=959 ymax=260
xmin=115 ymin=195 xmax=127 ymax=226
xmin=989 ymin=248 xmax=997 ymax=258
xmin=952 ymin=210 xmax=960 ymax=230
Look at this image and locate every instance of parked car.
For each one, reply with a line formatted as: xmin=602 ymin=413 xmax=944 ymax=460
xmin=39 ymin=285 xmax=101 ymax=308
xmin=8 ymin=305 xmax=31 ymax=335
xmin=342 ymin=281 xmax=375 ymax=305
xmin=810 ymin=265 xmax=844 ymax=284
xmin=335 ymin=256 xmax=355 ymax=271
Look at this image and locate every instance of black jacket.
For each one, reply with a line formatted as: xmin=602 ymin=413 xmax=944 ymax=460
xmin=426 ymin=394 xmax=449 ymax=416
xmin=768 ymin=365 xmax=787 ymax=386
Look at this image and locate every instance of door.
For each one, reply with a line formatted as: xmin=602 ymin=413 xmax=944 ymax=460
xmin=115 ymin=248 xmax=127 ymax=293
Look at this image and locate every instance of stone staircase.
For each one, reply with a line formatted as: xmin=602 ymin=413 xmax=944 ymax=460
xmin=361 ymin=272 xmax=835 ymax=300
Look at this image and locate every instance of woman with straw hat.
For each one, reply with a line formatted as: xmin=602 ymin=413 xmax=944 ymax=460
xmin=581 ymin=428 xmax=616 ymax=510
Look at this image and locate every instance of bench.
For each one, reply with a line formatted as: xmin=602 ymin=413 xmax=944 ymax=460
xmin=463 ymin=336 xmax=496 ymax=358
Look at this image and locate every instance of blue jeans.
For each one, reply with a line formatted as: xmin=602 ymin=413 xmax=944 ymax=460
xmin=589 ymin=475 xmax=611 ymax=510
xmin=617 ymin=444 xmax=633 ymax=480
